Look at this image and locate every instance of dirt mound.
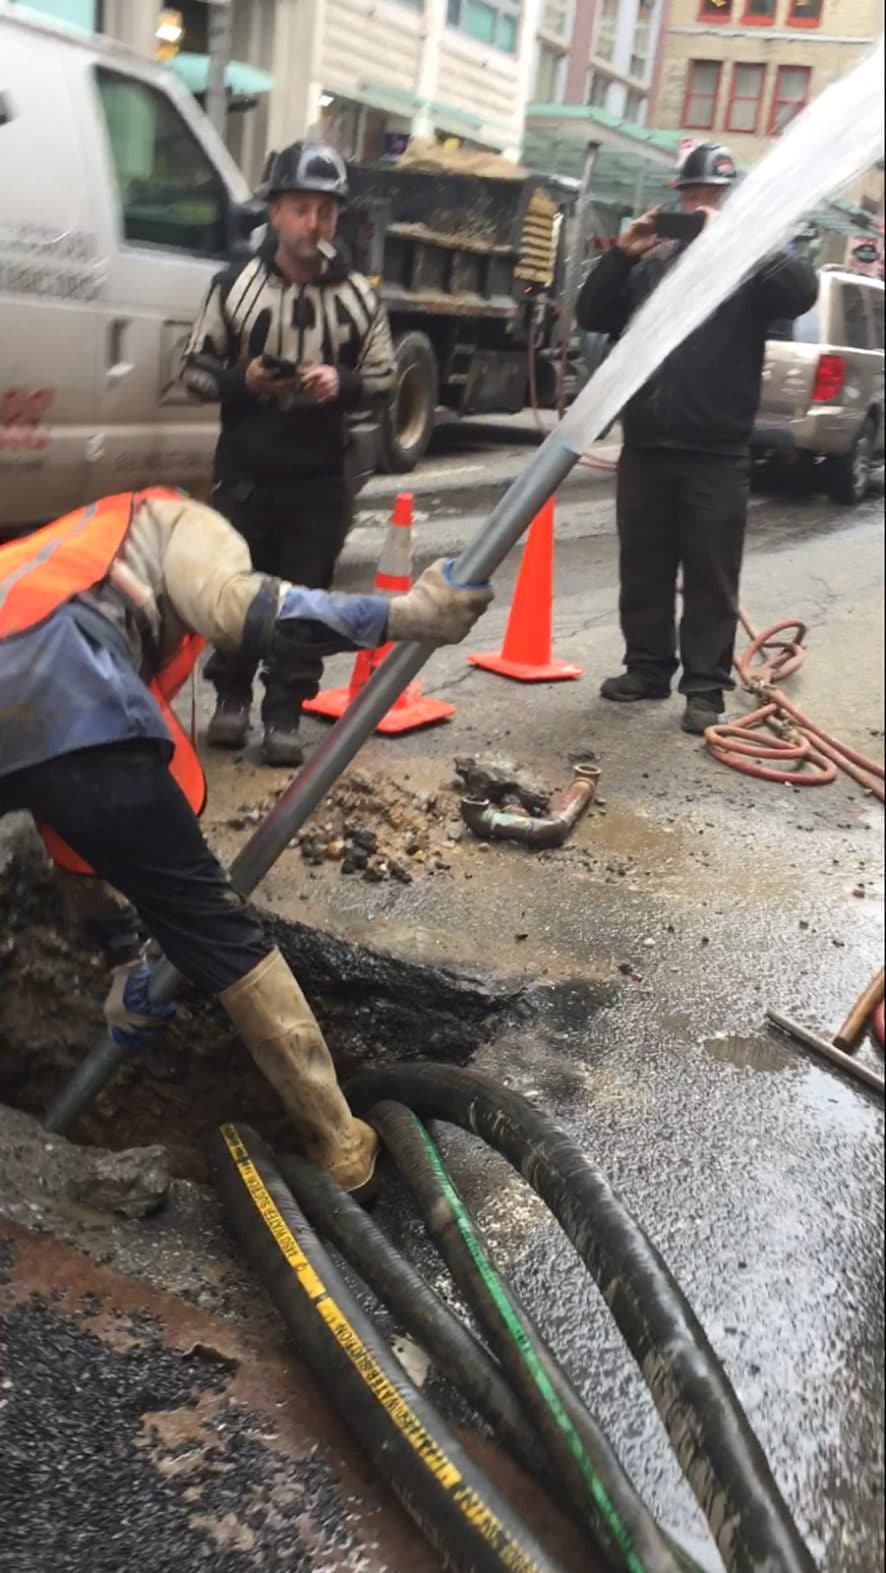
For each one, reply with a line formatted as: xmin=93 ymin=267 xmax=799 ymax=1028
xmin=219 ymin=766 xmax=466 ymax=885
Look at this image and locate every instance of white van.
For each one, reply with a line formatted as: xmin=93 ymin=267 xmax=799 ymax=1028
xmin=0 ymin=5 xmax=260 ymax=534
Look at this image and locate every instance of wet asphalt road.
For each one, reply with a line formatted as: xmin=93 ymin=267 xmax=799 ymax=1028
xmin=269 ymin=436 xmax=886 ymax=1570
xmin=2 ymin=421 xmax=884 ymax=1572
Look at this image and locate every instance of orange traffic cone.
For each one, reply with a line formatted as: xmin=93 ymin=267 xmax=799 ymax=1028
xmin=303 ymin=493 xmax=456 ymax=734
xmin=468 ymin=497 xmax=582 ymax=682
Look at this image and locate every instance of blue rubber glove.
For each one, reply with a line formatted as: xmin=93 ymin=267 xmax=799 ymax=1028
xmin=104 ymin=958 xmax=177 ymax=1049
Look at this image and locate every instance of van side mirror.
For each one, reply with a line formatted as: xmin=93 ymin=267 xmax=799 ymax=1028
xmin=228 ymin=197 xmax=268 ymax=257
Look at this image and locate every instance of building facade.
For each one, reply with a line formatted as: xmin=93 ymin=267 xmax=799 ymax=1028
xmin=302 ymin=0 xmax=543 ymax=164
xmin=13 ymin=0 xmax=541 ymax=176
xmin=651 ymin=0 xmax=882 ymax=186
xmin=532 ymin=0 xmax=668 ymax=124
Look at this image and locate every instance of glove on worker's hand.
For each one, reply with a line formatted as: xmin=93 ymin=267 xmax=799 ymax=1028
xmin=104 ymin=957 xmax=177 ymax=1049
xmin=387 ymin=559 xmax=493 ymax=645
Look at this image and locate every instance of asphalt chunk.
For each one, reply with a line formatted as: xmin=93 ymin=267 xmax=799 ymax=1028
xmin=0 ymin=1299 xmax=369 ymax=1573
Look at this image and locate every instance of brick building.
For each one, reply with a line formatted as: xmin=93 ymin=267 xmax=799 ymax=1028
xmin=651 ymin=0 xmax=883 ymax=214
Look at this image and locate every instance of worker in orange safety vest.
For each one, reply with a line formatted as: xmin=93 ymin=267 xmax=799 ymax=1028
xmin=0 ymin=488 xmax=492 ymax=1192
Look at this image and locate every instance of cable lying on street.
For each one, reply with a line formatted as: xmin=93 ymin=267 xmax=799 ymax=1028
xmin=705 ymin=608 xmax=885 ymax=798
xmin=368 ymin=1099 xmax=683 ymax=1573
xmin=346 ymin=1065 xmax=818 ymax=1573
xmin=276 ymin=1150 xmax=550 ymax=1484
xmin=206 ymin=1120 xmax=570 ymax=1573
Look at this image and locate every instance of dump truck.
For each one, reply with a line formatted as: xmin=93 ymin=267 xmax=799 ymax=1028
xmin=339 ymin=148 xmax=591 ymax=472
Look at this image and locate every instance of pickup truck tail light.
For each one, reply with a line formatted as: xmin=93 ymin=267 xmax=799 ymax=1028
xmin=811 ymin=353 xmax=846 ymax=403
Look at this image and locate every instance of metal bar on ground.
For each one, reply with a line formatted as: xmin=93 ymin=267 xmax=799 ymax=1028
xmin=766 ymin=1009 xmax=885 ymax=1095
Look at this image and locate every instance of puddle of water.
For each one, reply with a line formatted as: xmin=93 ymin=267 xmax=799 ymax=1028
xmin=703 ymin=1032 xmax=796 ymax=1076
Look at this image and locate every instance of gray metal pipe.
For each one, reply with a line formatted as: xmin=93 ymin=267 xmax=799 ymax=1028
xmin=43 ymin=434 xmax=580 ymax=1132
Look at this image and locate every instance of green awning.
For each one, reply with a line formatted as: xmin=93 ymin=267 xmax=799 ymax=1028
xmin=168 ymin=53 xmax=273 ymax=98
xmin=357 ymin=80 xmax=497 ymax=137
xmin=525 ymin=103 xmax=681 ymax=167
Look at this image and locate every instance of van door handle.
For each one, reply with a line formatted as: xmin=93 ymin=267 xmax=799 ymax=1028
xmin=106 ymin=318 xmax=134 ymax=386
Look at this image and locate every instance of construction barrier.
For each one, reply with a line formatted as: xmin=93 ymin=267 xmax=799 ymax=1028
xmin=468 ymin=497 xmax=582 ymax=683
xmin=304 ymin=492 xmax=456 ymax=734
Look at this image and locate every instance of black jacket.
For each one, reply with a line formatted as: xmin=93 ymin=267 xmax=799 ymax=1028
xmin=182 ymin=236 xmax=395 ymax=484
xmin=576 ymin=243 xmax=818 ymax=454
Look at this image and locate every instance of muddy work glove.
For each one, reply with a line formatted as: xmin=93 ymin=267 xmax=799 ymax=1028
xmin=387 ymin=559 xmax=493 ymax=645
xmin=104 ymin=957 xmax=177 ymax=1049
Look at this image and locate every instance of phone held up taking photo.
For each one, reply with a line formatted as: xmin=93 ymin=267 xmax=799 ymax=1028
xmin=654 ymin=210 xmax=706 ymax=243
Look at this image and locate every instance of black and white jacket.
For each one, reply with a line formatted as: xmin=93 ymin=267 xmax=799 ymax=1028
xmin=182 ymin=235 xmax=395 ymax=484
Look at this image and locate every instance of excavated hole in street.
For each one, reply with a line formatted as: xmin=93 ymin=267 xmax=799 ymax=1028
xmin=0 ymin=825 xmax=544 ymax=1181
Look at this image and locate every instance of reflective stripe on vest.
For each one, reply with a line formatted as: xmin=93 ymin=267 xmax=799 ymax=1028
xmin=0 ymin=489 xmax=208 ymax=875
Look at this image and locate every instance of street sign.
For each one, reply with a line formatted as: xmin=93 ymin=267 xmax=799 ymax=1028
xmin=852 ymin=241 xmax=880 ymax=265
xmin=155 ymin=8 xmax=183 ymax=60
xmin=847 ymin=234 xmax=884 ymax=276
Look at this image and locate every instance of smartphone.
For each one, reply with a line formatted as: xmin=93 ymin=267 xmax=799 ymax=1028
xmin=654 ymin=210 xmax=706 ymax=243
xmin=261 ymin=352 xmax=298 ymax=378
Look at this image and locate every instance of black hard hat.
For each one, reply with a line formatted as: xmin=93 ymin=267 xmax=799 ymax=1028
xmin=675 ymin=143 xmax=737 ymax=188
xmin=266 ymin=141 xmax=349 ymax=202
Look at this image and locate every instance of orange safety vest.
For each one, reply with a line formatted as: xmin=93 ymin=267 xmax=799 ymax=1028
xmin=0 ymin=489 xmax=207 ymax=875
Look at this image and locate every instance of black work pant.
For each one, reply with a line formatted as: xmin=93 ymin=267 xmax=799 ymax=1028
xmin=0 ymin=742 xmax=268 ymax=995
xmin=206 ymin=475 xmax=351 ymax=725
xmin=615 ymin=446 xmax=750 ymax=695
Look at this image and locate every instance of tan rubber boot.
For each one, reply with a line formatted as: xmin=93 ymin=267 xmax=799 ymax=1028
xmin=220 ymin=948 xmax=378 ymax=1193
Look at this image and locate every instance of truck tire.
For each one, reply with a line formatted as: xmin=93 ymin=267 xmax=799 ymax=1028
xmin=380 ymin=333 xmax=438 ymax=473
xmin=825 ymin=414 xmax=876 ymax=505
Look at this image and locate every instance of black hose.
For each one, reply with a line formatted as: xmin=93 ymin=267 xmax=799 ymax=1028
xmin=205 ymin=1121 xmax=570 ymax=1573
xmin=346 ymin=1065 xmax=817 ymax=1573
xmin=369 ymin=1101 xmax=680 ymax=1573
xmin=276 ymin=1152 xmax=550 ymax=1484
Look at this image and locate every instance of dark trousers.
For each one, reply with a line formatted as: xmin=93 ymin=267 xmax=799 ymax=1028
xmin=615 ymin=446 xmax=750 ymax=695
xmin=206 ymin=474 xmax=351 ymax=725
xmin=0 ymin=742 xmax=268 ymax=994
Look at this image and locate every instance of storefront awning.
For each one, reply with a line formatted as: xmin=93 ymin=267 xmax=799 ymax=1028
xmin=525 ymin=103 xmax=680 ymax=169
xmin=168 ymin=53 xmax=273 ymax=98
xmin=525 ymin=105 xmax=884 ymax=235
xmin=523 ymin=103 xmax=683 ymax=211
xmin=356 ymin=80 xmax=502 ymax=141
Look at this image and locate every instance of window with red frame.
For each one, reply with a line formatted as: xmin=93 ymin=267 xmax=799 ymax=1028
xmin=769 ymin=64 xmax=811 ymax=133
xmin=742 ymin=0 xmax=775 ymax=22
xmin=787 ymin=0 xmax=823 ymax=24
xmin=698 ymin=0 xmax=732 ymax=19
xmin=682 ymin=60 xmax=722 ymax=129
xmin=726 ymin=62 xmax=765 ymax=132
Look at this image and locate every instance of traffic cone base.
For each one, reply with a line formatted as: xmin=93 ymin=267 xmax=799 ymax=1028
xmin=304 ymin=682 xmax=454 ymax=730
xmin=303 ymin=492 xmax=457 ymax=733
xmin=468 ymin=651 xmax=582 ymax=683
xmin=467 ymin=496 xmax=582 ymax=684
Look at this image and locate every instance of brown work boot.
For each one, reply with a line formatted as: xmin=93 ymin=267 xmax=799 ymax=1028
xmin=219 ymin=948 xmax=378 ymax=1193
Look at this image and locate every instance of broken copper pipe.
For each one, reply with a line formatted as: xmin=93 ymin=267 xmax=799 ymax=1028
xmin=461 ymin=764 xmax=600 ymax=849
xmin=833 ymin=968 xmax=886 ymax=1053
xmin=766 ymin=1009 xmax=885 ymax=1095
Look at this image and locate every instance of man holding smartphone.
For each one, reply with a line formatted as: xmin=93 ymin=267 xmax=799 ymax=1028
xmin=183 ymin=142 xmax=395 ymax=765
xmin=576 ymin=143 xmax=817 ymax=735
